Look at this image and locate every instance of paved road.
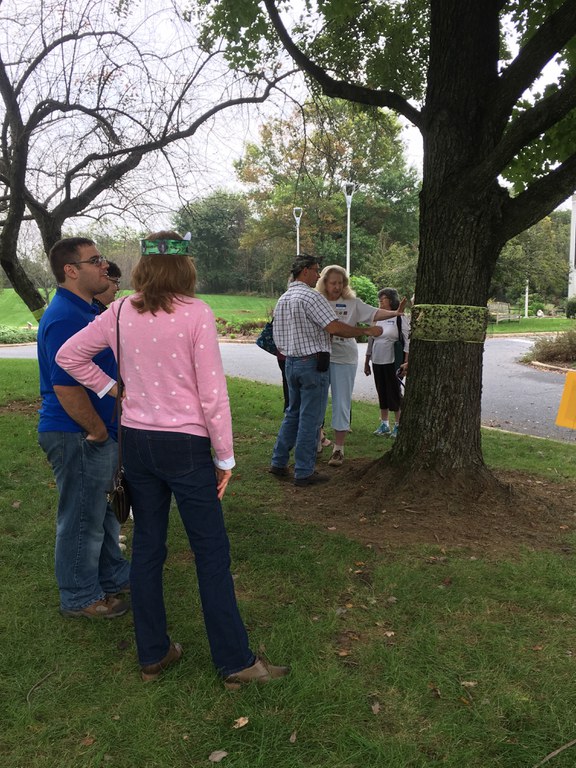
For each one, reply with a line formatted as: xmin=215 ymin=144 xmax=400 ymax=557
xmin=3 ymin=337 xmax=574 ymax=442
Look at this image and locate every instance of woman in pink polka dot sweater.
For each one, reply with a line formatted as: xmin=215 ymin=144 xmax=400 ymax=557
xmin=57 ymin=231 xmax=289 ymax=688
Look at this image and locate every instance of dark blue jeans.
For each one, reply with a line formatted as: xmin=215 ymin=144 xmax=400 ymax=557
xmin=122 ymin=428 xmax=254 ymax=675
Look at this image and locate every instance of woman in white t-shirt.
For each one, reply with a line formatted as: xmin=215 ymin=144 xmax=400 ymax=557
xmin=316 ymin=265 xmax=404 ymax=466
xmin=364 ymin=288 xmax=410 ymax=437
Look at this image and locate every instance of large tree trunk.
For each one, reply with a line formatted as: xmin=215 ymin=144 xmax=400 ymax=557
xmin=391 ymin=0 xmax=505 ymax=476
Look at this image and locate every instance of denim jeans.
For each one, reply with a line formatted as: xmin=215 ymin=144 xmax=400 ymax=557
xmin=122 ymin=428 xmax=254 ymax=675
xmin=271 ymin=356 xmax=330 ymax=479
xmin=38 ymin=432 xmax=130 ymax=611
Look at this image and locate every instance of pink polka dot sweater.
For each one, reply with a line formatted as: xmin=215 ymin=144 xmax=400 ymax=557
xmin=56 ymin=295 xmax=234 ymax=469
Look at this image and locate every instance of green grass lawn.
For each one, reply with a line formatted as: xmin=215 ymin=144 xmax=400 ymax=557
xmin=487 ymin=316 xmax=574 ymax=334
xmin=3 ymin=287 xmax=572 ymax=333
xmin=3 ymin=360 xmax=576 ymax=767
xmin=0 ymin=288 xmax=275 ymax=328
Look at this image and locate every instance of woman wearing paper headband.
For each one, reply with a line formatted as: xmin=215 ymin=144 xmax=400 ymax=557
xmin=57 ymin=230 xmax=289 ymax=688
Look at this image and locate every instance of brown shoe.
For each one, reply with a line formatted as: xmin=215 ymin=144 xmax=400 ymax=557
xmin=269 ymin=465 xmax=289 ymax=477
xmin=223 ymin=657 xmax=290 ymax=690
xmin=328 ymin=449 xmax=344 ymax=467
xmin=106 ymin=581 xmax=131 ymax=599
xmin=140 ymin=642 xmax=183 ymax=683
xmin=294 ymin=472 xmax=330 ymax=487
xmin=60 ymin=594 xmax=129 ymax=619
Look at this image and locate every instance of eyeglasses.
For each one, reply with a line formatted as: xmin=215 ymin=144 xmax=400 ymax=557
xmin=107 ymin=277 xmax=121 ymax=286
xmin=68 ymin=255 xmax=107 ymax=266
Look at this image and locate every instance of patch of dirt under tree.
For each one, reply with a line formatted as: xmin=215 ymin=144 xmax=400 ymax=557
xmin=275 ymin=457 xmax=576 ymax=556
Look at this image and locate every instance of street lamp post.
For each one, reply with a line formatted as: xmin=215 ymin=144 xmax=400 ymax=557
xmin=342 ymin=182 xmax=356 ymax=274
xmin=292 ymin=207 xmax=303 ymax=255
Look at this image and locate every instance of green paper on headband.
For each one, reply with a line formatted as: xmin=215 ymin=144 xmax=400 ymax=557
xmin=140 ymin=239 xmax=191 ymax=255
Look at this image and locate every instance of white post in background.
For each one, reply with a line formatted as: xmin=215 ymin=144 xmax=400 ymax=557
xmin=524 ymin=277 xmax=529 ymax=318
xmin=569 ymin=194 xmax=576 ymax=298
xmin=342 ymin=182 xmax=356 ymax=275
xmin=292 ymin=207 xmax=303 ymax=255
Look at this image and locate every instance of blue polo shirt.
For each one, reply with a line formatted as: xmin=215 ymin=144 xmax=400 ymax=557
xmin=38 ymin=287 xmax=118 ymax=437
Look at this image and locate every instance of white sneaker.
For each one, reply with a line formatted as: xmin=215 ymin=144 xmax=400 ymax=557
xmin=328 ymin=449 xmax=344 ymax=467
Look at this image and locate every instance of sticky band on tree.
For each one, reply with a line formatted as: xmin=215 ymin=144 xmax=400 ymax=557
xmin=411 ymin=304 xmax=489 ymax=343
xmin=140 ymin=239 xmax=191 ymax=256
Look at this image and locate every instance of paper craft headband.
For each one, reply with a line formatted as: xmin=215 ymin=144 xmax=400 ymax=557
xmin=140 ymin=233 xmax=192 ymax=256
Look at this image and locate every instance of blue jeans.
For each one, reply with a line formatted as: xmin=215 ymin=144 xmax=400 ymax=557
xmin=271 ymin=356 xmax=330 ymax=479
xmin=38 ymin=432 xmax=130 ymax=611
xmin=122 ymin=428 xmax=254 ymax=675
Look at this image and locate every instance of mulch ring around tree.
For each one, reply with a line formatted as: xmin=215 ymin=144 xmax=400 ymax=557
xmin=276 ymin=457 xmax=576 ymax=556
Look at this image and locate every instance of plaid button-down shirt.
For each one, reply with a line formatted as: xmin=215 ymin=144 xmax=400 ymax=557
xmin=273 ymin=281 xmax=337 ymax=357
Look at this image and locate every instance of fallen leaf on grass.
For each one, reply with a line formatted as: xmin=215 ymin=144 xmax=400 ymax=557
xmin=327 ymin=526 xmax=337 ymax=531
xmin=459 ymin=697 xmax=471 ymax=706
xmin=531 ymin=644 xmax=544 ymax=651
xmin=232 ymin=717 xmax=249 ymax=729
xmin=289 ymin=730 xmax=297 ymax=744
xmin=12 ymin=501 xmax=21 ymax=508
xmin=337 ymin=649 xmax=351 ymax=657
xmin=80 ymin=735 xmax=96 ymax=747
xmin=209 ymin=750 xmax=228 ymax=763
xmin=371 ymin=701 xmax=381 ymax=715
xmin=428 ymin=683 xmax=441 ymax=698
xmin=461 ymin=681 xmax=478 ymax=688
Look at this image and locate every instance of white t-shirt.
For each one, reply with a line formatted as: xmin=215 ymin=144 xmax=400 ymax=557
xmin=328 ymin=297 xmax=378 ymax=364
xmin=367 ymin=316 xmax=411 ymax=365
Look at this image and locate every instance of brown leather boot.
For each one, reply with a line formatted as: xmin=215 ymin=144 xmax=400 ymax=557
xmin=223 ymin=657 xmax=290 ymax=690
xmin=140 ymin=642 xmax=183 ymax=682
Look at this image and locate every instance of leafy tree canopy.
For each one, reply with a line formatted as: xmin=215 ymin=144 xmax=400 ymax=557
xmin=235 ymin=98 xmax=419 ymax=292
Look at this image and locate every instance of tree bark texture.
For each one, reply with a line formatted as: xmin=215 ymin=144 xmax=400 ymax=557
xmin=391 ymin=0 xmax=506 ymax=472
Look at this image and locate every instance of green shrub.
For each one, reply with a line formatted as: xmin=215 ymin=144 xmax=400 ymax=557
xmin=0 ymin=325 xmax=37 ymax=343
xmin=566 ymin=298 xmax=576 ymax=319
xmin=349 ymin=275 xmax=378 ymax=306
xmin=525 ymin=329 xmax=576 ymax=365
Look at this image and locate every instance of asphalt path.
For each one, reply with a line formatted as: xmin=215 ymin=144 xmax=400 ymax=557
xmin=2 ymin=337 xmax=575 ymax=443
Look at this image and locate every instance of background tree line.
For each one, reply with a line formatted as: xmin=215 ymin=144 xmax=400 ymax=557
xmin=6 ymin=96 xmax=569 ymax=311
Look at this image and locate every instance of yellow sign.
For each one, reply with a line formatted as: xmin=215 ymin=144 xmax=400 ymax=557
xmin=556 ymin=371 xmax=576 ymax=429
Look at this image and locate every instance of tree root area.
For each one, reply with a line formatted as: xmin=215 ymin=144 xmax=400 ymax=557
xmin=282 ymin=457 xmax=576 ymax=555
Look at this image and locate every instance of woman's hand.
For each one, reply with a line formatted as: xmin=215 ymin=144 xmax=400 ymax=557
xmin=216 ymin=468 xmax=232 ymax=499
xmin=364 ymin=359 xmax=372 ymax=376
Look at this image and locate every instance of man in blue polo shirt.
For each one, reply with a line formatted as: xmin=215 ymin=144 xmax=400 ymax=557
xmin=38 ymin=237 xmax=130 ymax=619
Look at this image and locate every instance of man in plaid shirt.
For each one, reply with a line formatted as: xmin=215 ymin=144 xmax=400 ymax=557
xmin=270 ymin=254 xmax=383 ymax=487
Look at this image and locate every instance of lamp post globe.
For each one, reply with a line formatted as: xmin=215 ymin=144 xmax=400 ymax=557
xmin=342 ymin=182 xmax=356 ymax=274
xmin=292 ymin=207 xmax=303 ymax=255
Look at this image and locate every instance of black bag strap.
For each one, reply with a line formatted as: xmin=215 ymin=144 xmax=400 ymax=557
xmin=396 ymin=315 xmax=404 ymax=349
xmin=115 ymin=298 xmax=127 ymax=468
